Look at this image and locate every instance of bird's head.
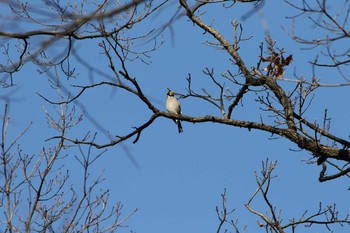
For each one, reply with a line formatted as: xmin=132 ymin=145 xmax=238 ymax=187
xmin=167 ymin=90 xmax=175 ymax=97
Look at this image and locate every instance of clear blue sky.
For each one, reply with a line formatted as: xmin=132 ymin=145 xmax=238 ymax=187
xmin=1 ymin=0 xmax=349 ymax=232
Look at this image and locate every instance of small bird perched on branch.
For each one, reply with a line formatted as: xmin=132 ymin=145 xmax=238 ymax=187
xmin=166 ymin=90 xmax=183 ymax=133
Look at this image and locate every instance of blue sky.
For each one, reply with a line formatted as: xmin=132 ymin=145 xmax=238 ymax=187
xmin=1 ymin=0 xmax=350 ymax=232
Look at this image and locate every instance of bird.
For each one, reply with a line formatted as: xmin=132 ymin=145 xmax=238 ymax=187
xmin=166 ymin=90 xmax=183 ymax=133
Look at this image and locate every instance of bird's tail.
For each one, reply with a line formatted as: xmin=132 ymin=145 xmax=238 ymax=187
xmin=177 ymin=120 xmax=183 ymax=133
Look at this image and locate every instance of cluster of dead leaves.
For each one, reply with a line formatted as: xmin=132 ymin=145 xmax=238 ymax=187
xmin=260 ymin=51 xmax=293 ymax=78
